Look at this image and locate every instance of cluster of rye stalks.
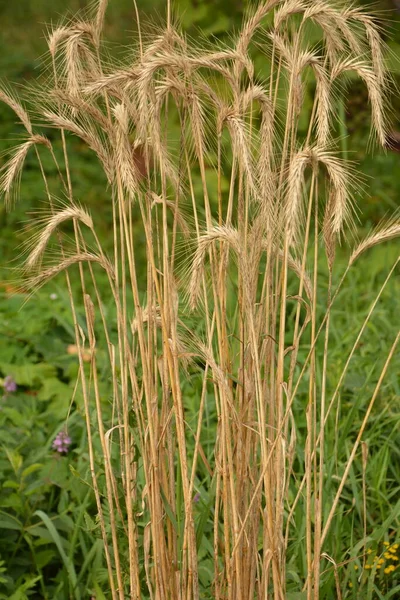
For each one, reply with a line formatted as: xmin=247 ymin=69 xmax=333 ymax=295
xmin=1 ymin=0 xmax=400 ymax=598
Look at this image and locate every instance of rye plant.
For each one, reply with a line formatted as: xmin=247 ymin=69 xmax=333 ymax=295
xmin=1 ymin=0 xmax=399 ymax=598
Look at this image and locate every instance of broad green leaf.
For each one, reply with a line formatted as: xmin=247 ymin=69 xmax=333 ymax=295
xmin=0 ymin=512 xmax=22 ymax=531
xmin=33 ymin=510 xmax=80 ymax=600
xmin=21 ymin=463 xmax=43 ymax=479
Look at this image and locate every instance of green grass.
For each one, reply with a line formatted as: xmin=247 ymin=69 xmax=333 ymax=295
xmin=0 ymin=241 xmax=399 ymax=598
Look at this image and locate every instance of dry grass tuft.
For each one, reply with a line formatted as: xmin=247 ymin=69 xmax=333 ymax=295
xmin=1 ymin=1 xmax=396 ymax=599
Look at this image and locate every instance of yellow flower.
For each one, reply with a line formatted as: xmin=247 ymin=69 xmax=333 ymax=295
xmin=349 ymin=582 xmax=353 ymax=588
xmin=378 ymin=558 xmax=385 ymax=565
xmin=384 ymin=565 xmax=395 ymax=574
xmin=367 ymin=549 xmax=372 ymax=554
xmin=384 ymin=552 xmax=391 ymax=559
xmin=389 ymin=546 xmax=397 ymax=554
xmin=365 ymin=564 xmax=372 ymax=570
xmin=376 ymin=564 xmax=382 ymax=570
xmin=383 ymin=541 xmax=390 ymax=547
xmin=354 ymin=565 xmax=359 ymax=571
xmin=393 ymin=544 xmax=399 ymax=550
xmin=392 ymin=556 xmax=399 ymax=561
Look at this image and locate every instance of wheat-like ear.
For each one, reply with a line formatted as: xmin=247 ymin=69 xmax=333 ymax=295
xmin=47 ymin=22 xmax=99 ymax=99
xmin=50 ymin=90 xmax=113 ymax=135
xmin=268 ymin=33 xmax=331 ymax=144
xmin=27 ymin=252 xmax=114 ymax=290
xmin=83 ymin=69 xmax=138 ymax=96
xmin=323 ymin=189 xmax=337 ymax=270
xmin=349 ymin=220 xmax=400 ymax=266
xmin=48 ymin=21 xmax=96 ymax=56
xmin=344 ymin=7 xmax=386 ymax=86
xmin=48 ymin=26 xmax=71 ymax=57
xmin=0 ymin=85 xmax=32 ymax=134
xmin=237 ymin=0 xmax=282 ymax=60
xmin=241 ymin=84 xmax=276 ymax=208
xmin=241 ymin=83 xmax=273 ymax=116
xmin=0 ymin=136 xmax=51 ymax=208
xmin=136 ymin=87 xmax=181 ymax=192
xmin=285 ymin=148 xmax=312 ymax=245
xmin=218 ymin=107 xmax=258 ymax=198
xmin=267 ymin=34 xmax=311 ymax=117
xmin=302 ymin=6 xmax=346 ymax=60
xmin=274 ymin=0 xmax=307 ymax=30
xmin=95 ymin=0 xmax=108 ymax=42
xmin=189 ymin=225 xmax=241 ymax=309
xmin=303 ymin=2 xmax=363 ymax=56
xmin=42 ymin=110 xmax=114 ymax=182
xmin=25 ymin=205 xmax=94 ymax=271
xmin=314 ymin=148 xmax=356 ymax=236
xmin=331 ymin=57 xmax=387 ymax=146
xmin=293 ymin=53 xmax=331 ymax=146
xmin=287 ymin=253 xmax=313 ymax=302
xmin=286 ymin=146 xmax=354 ymax=245
xmin=65 ymin=34 xmax=100 ymax=98
xmin=112 ymin=103 xmax=141 ymax=196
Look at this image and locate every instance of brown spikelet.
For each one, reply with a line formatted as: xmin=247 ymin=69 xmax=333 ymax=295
xmin=27 ymin=253 xmax=114 ymax=290
xmin=65 ymin=34 xmax=99 ymax=97
xmin=47 ymin=26 xmax=71 ymax=57
xmin=218 ymin=107 xmax=258 ymax=198
xmin=285 ymin=148 xmax=312 ymax=244
xmin=269 ymin=35 xmax=331 ymax=142
xmin=286 ymin=146 xmax=354 ymax=244
xmin=302 ymin=5 xmax=346 ymax=59
xmin=274 ymin=0 xmax=307 ymax=30
xmin=83 ymin=69 xmax=138 ymax=95
xmin=349 ymin=220 xmax=400 ymax=265
xmin=0 ymin=85 xmax=32 ymax=134
xmin=42 ymin=110 xmax=114 ymax=181
xmin=242 ymin=84 xmax=275 ymax=203
xmin=48 ymin=22 xmax=96 ymax=56
xmin=313 ymin=149 xmax=354 ymax=236
xmin=0 ymin=136 xmax=51 ymax=207
xmin=95 ymin=0 xmax=108 ymax=41
xmin=50 ymin=90 xmax=113 ymax=135
xmin=112 ymin=103 xmax=140 ymax=196
xmin=237 ymin=0 xmax=281 ymax=59
xmin=287 ymin=253 xmax=313 ymax=302
xmin=189 ymin=226 xmax=241 ymax=309
xmin=331 ymin=57 xmax=387 ymax=146
xmin=25 ymin=205 xmax=94 ymax=271
xmin=136 ymin=84 xmax=181 ymax=192
xmin=303 ymin=2 xmax=363 ymax=56
xmin=344 ymin=7 xmax=386 ymax=86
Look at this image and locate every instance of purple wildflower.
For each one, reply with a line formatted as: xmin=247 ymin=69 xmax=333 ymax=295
xmin=52 ymin=431 xmax=72 ymax=454
xmin=193 ymin=492 xmax=201 ymax=503
xmin=4 ymin=376 xmax=17 ymax=393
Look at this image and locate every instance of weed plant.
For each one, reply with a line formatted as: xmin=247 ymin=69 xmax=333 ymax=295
xmin=1 ymin=0 xmax=400 ymax=598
